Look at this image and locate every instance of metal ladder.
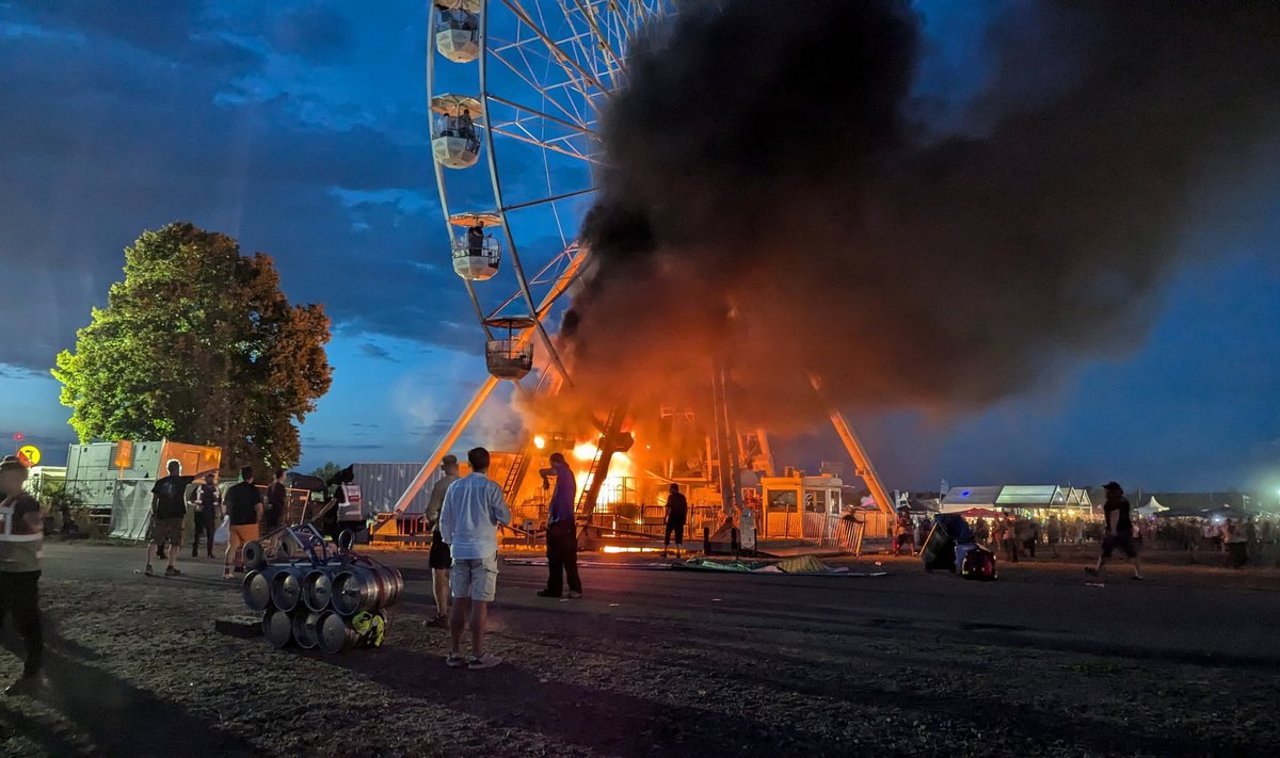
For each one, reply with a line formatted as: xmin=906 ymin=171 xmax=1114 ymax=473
xmin=502 ymin=434 xmax=536 ymax=504
xmin=576 ymin=403 xmax=626 ymax=517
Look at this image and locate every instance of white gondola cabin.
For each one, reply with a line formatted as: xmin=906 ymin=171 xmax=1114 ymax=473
xmin=484 ymin=316 xmax=536 ymax=380
xmin=448 ymin=211 xmax=502 ymax=281
xmin=431 ymin=95 xmax=482 ymax=169
xmin=434 ymin=1 xmax=481 ymax=63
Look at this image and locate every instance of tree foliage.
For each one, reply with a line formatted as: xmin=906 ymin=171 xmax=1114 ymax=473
xmin=53 ymin=223 xmax=332 ymax=469
xmin=309 ymin=461 xmax=343 ymax=483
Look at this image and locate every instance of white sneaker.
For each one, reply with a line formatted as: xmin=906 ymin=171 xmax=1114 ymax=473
xmin=467 ymin=653 xmax=503 ymax=670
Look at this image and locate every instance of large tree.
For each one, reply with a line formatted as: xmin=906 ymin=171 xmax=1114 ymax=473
xmin=53 ymin=222 xmax=332 ymax=469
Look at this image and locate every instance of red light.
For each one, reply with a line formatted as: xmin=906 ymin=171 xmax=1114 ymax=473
xmin=12 ymin=432 xmax=23 ymax=441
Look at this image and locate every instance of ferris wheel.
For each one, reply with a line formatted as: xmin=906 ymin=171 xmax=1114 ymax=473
xmin=428 ymin=0 xmax=673 ymax=382
xmin=384 ymin=0 xmax=675 ymax=516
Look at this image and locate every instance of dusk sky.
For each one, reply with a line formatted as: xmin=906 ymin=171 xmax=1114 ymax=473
xmin=2 ymin=1 xmax=1277 ymax=495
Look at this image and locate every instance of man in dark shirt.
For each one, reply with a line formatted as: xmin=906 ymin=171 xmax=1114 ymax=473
xmin=264 ymin=468 xmax=287 ymax=533
xmin=191 ymin=473 xmax=221 ymax=558
xmin=223 ymin=467 xmax=263 ymax=579
xmin=537 ymin=452 xmax=582 ymax=599
xmin=146 ymin=460 xmax=201 ymax=577
xmin=663 ymin=483 xmax=689 ymax=558
xmin=1086 ymin=481 xmax=1143 ymax=580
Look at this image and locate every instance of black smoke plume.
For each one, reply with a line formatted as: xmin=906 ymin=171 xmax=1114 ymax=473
xmin=564 ymin=0 xmax=1280 ymax=429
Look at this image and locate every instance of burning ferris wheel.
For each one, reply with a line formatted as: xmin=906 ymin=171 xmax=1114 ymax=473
xmin=426 ymin=0 xmax=671 ymax=383
xmin=384 ymin=0 xmax=675 ymax=516
xmin=385 ymin=0 xmax=896 ymax=540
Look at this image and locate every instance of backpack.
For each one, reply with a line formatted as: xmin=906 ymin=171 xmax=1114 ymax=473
xmin=961 ymin=546 xmax=998 ymax=581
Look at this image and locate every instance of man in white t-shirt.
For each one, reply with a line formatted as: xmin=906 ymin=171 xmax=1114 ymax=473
xmin=438 ymin=447 xmax=511 ymax=670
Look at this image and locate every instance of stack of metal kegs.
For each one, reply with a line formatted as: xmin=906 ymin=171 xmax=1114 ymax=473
xmin=240 ymin=524 xmax=404 ymax=653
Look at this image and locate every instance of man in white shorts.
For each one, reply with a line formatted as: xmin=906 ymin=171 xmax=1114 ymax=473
xmin=438 ymin=446 xmax=511 ymax=670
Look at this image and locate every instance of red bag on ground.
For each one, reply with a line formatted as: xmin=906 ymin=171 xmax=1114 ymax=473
xmin=961 ymin=546 xmax=998 ymax=581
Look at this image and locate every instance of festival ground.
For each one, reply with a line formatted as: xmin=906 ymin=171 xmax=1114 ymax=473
xmin=1 ymin=544 xmax=1277 ymax=757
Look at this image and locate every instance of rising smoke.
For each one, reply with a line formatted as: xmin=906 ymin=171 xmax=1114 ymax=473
xmin=562 ymin=0 xmax=1280 ymax=430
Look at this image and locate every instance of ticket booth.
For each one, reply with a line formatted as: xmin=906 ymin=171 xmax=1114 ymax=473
xmin=759 ymin=471 xmax=843 ymax=539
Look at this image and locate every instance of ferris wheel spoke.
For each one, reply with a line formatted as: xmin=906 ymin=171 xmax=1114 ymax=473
xmin=498 ymin=0 xmax=614 ymax=100
xmin=500 ymin=186 xmax=596 ymax=213
xmin=556 ymin=0 xmax=625 ymax=86
xmin=489 ymin=36 xmax=596 ymax=125
xmin=567 ymin=0 xmax=626 ymax=79
xmin=481 ymin=244 xmax=578 ymax=318
xmin=485 ymin=93 xmax=599 ymax=140
xmin=544 ymin=0 xmax=610 ymax=86
xmin=488 ymin=125 xmax=598 ymax=164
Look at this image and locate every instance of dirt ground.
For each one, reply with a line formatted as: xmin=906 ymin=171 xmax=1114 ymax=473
xmin=1 ymin=543 xmax=1277 ymax=757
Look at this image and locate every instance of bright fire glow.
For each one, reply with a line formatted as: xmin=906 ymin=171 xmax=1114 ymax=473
xmin=572 ymin=441 xmax=597 ymax=461
xmin=570 ymin=440 xmax=637 ymax=505
xmin=601 ymin=546 xmax=662 ymax=553
xmin=533 ymin=435 xmax=546 ymax=450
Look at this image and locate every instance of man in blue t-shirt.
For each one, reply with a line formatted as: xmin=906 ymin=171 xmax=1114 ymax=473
xmin=537 ymin=452 xmax=582 ymax=599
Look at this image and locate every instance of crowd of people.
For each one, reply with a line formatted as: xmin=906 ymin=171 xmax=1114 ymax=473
xmin=1150 ymin=515 xmax=1276 ymax=567
xmin=144 ymin=462 xmax=290 ymax=580
xmin=895 ymin=482 xmax=1278 ymax=574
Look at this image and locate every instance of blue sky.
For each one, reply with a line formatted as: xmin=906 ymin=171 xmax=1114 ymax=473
xmin=1 ymin=1 xmax=1277 ymax=495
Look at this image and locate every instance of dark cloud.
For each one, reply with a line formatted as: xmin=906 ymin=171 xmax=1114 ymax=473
xmin=0 ymin=1 xmax=473 ymax=371
xmin=269 ymin=5 xmax=355 ymax=63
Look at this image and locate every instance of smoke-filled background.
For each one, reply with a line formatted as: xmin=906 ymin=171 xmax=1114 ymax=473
xmin=561 ymin=0 xmax=1280 ymax=431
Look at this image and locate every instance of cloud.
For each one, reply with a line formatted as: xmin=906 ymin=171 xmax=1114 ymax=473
xmin=269 ymin=6 xmax=354 ymax=63
xmin=0 ymin=1 xmax=484 ymax=372
xmin=358 ymin=342 xmax=401 ymax=363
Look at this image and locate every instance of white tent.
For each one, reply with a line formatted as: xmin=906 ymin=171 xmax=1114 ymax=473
xmin=1135 ymin=497 xmax=1169 ymax=517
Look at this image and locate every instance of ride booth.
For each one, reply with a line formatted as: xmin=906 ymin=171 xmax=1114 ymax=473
xmin=757 ymin=471 xmax=844 ymax=541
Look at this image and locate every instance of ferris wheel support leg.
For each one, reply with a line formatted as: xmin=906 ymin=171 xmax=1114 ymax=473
xmin=377 ymin=374 xmax=502 ymax=533
xmin=808 ymin=374 xmax=896 ymax=518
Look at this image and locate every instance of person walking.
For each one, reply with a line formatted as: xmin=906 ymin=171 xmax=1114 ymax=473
xmin=537 ymin=452 xmax=582 ymax=598
xmin=223 ymin=467 xmax=263 ymax=580
xmin=1001 ymin=516 xmax=1020 ymax=563
xmin=191 ymin=473 xmax=221 ymax=558
xmin=1086 ymin=481 xmax=1143 ymax=580
xmin=146 ymin=460 xmax=198 ymax=577
xmin=0 ymin=456 xmax=46 ymax=695
xmin=439 ymin=447 xmax=511 ymax=670
xmin=424 ymin=454 xmax=460 ymax=628
xmin=264 ymin=468 xmax=287 ymax=533
xmin=1019 ymin=518 xmax=1038 ymax=559
xmin=663 ymin=483 xmax=689 ymax=558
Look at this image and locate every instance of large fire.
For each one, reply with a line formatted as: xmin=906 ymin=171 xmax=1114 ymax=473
xmin=568 ymin=439 xmax=637 ymax=506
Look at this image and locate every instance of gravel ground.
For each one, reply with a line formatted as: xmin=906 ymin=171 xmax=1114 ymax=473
xmin=0 ymin=543 xmax=1277 ymax=757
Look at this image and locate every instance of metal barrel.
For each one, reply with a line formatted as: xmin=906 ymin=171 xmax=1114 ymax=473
xmin=242 ymin=568 xmax=275 ymax=611
xmin=316 ymin=609 xmax=386 ymax=654
xmin=292 ymin=610 xmax=320 ymax=649
xmin=242 ymin=540 xmax=268 ymax=570
xmin=317 ymin=610 xmax=358 ymax=654
xmin=270 ymin=565 xmax=307 ymax=612
xmin=331 ymin=562 xmax=405 ymax=616
xmin=262 ymin=607 xmax=293 ymax=648
xmin=302 ymin=567 xmax=335 ymax=612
